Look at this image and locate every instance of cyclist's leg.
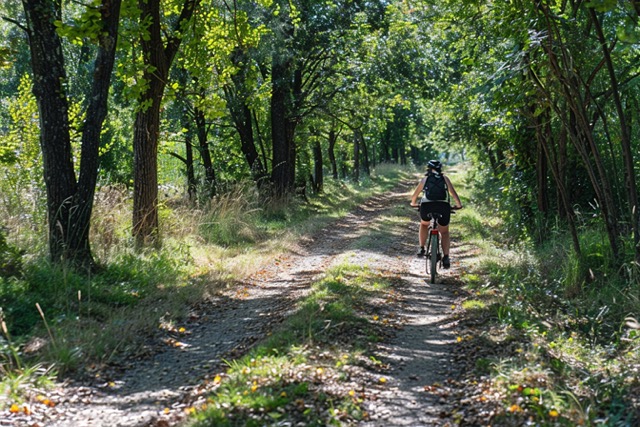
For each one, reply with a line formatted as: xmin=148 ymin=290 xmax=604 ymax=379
xmin=419 ymin=220 xmax=430 ymax=247
xmin=440 ymin=224 xmax=450 ymax=256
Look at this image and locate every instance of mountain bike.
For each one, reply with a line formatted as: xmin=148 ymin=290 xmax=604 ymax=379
xmin=417 ymin=201 xmax=459 ymax=284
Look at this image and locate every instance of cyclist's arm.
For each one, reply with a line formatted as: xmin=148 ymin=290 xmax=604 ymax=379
xmin=444 ymin=175 xmax=463 ymax=209
xmin=410 ymin=178 xmax=426 ymax=206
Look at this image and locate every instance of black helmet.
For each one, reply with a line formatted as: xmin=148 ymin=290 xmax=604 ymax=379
xmin=427 ymin=159 xmax=442 ymax=172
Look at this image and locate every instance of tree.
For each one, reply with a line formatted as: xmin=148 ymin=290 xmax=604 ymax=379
xmin=19 ymin=0 xmax=121 ymax=268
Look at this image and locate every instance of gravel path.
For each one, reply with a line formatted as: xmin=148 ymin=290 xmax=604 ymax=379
xmin=8 ymin=178 xmax=466 ymax=427
xmin=360 ymin=251 xmax=464 ymax=426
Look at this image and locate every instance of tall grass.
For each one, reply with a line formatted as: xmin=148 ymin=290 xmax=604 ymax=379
xmin=199 ymin=182 xmax=266 ymax=246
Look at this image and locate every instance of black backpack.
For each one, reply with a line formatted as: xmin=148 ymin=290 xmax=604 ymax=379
xmin=423 ymin=172 xmax=448 ymax=201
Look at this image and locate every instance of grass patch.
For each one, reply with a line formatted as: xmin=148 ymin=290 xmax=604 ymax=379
xmin=185 ymin=263 xmax=399 ymax=426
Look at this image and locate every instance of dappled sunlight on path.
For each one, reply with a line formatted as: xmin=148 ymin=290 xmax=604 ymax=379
xmin=358 ymin=225 xmax=469 ymax=426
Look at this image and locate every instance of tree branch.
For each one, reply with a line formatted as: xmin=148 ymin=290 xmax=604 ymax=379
xmin=1 ymin=16 xmax=28 ymax=33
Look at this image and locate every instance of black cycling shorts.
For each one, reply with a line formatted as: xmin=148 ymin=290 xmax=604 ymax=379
xmin=419 ymin=201 xmax=451 ymax=226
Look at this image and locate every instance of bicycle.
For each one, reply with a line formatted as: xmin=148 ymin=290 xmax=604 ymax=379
xmin=415 ymin=201 xmax=459 ymax=284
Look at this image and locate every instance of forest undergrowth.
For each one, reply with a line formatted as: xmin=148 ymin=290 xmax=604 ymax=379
xmin=443 ymin=174 xmax=640 ymax=426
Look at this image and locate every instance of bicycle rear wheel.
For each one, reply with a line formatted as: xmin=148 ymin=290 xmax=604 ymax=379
xmin=429 ymin=234 xmax=439 ymax=283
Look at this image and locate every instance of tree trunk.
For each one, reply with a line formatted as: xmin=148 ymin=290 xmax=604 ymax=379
xmin=23 ymin=0 xmax=121 ymax=268
xmin=381 ymin=127 xmax=391 ymax=162
xmin=536 ymin=126 xmax=549 ymax=216
xmin=132 ymin=105 xmax=161 ymax=245
xmin=353 ymin=131 xmax=360 ymax=182
xmin=591 ymin=8 xmax=639 ymax=263
xmin=271 ymin=58 xmax=295 ymax=195
xmin=226 ymin=49 xmax=268 ymax=186
xmin=132 ymin=0 xmax=198 ymax=245
xmin=399 ymin=139 xmax=407 ymax=165
xmin=312 ymin=139 xmax=323 ymax=193
xmin=236 ymin=104 xmax=267 ymax=184
xmin=537 ymin=3 xmax=621 ymax=258
xmin=185 ymin=130 xmax=196 ymax=201
xmin=72 ymin=0 xmax=122 ymax=265
xmin=195 ymin=107 xmax=216 ymax=198
xmin=328 ymin=128 xmax=338 ymax=180
xmin=361 ymin=132 xmax=370 ymax=177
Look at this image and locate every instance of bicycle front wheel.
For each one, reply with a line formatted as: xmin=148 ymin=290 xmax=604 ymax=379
xmin=429 ymin=234 xmax=439 ymax=283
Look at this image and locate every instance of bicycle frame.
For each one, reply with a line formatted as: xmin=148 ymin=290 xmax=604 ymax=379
xmin=424 ymin=214 xmax=442 ymax=283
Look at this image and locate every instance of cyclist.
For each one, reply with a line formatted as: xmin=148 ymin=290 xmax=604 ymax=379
xmin=410 ymin=160 xmax=462 ymax=268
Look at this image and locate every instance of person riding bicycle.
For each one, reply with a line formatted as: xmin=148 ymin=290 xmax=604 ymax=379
xmin=410 ymin=160 xmax=462 ymax=269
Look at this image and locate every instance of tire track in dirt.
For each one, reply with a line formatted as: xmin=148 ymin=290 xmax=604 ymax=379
xmin=24 ymin=181 xmax=420 ymax=427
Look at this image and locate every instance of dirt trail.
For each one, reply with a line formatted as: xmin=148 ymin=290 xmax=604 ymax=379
xmin=10 ymin=179 xmax=467 ymax=427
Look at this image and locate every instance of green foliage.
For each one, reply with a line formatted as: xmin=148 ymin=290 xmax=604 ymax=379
xmin=54 ymin=0 xmax=105 ymax=45
xmin=0 ymin=74 xmax=46 ymax=246
xmin=0 ymin=241 xmax=191 ymax=336
xmin=0 ymin=360 xmax=56 ymax=409
xmin=585 ymin=0 xmax=617 ymax=12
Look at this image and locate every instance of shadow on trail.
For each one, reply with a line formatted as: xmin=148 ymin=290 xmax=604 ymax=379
xmin=50 ymin=288 xmax=299 ymax=427
xmin=358 ymin=213 xmax=475 ymax=425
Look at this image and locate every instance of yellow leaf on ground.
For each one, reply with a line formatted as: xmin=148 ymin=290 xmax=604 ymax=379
xmin=9 ymin=404 xmax=20 ymax=413
xmin=379 ymin=377 xmax=387 ymax=384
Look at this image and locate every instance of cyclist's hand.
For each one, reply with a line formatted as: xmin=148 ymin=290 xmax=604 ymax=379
xmin=454 ymin=205 xmax=463 ymax=210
